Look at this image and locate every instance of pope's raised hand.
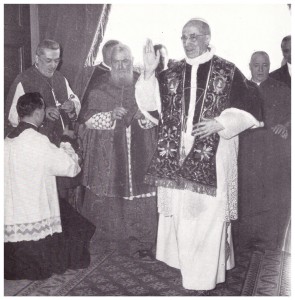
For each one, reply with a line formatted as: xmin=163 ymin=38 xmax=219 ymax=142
xmin=143 ymin=39 xmax=160 ymax=79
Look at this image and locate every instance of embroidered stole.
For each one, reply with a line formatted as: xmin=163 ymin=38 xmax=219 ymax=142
xmin=145 ymin=55 xmax=235 ymax=196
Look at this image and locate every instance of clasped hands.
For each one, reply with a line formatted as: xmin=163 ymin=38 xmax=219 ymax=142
xmin=46 ymin=100 xmax=75 ymax=121
xmin=111 ymin=107 xmax=144 ymax=121
xmin=271 ymin=124 xmax=288 ymax=139
xmin=191 ymin=119 xmax=224 ymax=138
xmin=111 ymin=107 xmax=127 ymax=120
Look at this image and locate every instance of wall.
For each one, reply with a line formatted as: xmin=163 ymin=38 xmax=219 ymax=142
xmin=100 ymin=3 xmax=291 ymax=78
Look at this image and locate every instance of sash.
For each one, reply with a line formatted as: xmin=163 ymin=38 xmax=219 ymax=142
xmin=145 ymin=55 xmax=236 ymax=196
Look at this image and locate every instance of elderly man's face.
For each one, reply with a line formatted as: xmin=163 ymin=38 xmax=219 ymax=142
xmin=250 ymin=53 xmax=270 ymax=84
xmin=282 ymin=40 xmax=291 ymax=64
xmin=111 ymin=48 xmax=133 ymax=86
xmin=181 ymin=22 xmax=209 ymax=59
xmin=36 ymin=48 xmax=60 ymax=78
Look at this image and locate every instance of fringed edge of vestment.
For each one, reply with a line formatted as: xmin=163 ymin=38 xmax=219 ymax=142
xmin=145 ymin=175 xmax=216 ymax=197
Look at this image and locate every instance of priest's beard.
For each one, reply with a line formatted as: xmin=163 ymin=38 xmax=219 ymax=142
xmin=111 ymin=68 xmax=133 ymax=87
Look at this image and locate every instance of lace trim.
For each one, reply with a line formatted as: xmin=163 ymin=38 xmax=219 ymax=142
xmin=122 ymin=124 xmax=156 ymax=200
xmin=224 ymin=143 xmax=238 ymax=222
xmin=138 ymin=117 xmax=157 ymax=129
xmin=91 ymin=112 xmax=114 ymax=129
xmin=123 ymin=191 xmax=156 ymax=200
xmin=126 ymin=126 xmax=133 ymax=196
xmin=5 ymin=216 xmax=62 ymax=243
xmin=225 ymin=165 xmax=238 ymax=221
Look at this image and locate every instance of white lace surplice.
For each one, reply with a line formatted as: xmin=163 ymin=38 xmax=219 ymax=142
xmin=4 ymin=129 xmax=81 ymax=242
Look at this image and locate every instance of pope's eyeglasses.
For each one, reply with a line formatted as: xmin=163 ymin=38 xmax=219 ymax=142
xmin=181 ymin=34 xmax=207 ymax=43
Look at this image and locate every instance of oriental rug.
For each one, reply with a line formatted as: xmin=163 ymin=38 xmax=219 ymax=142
xmin=241 ymin=250 xmax=291 ymax=296
xmin=5 ymin=248 xmax=290 ymax=296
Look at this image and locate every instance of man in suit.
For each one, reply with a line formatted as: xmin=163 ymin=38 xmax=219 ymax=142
xmin=238 ymin=51 xmax=291 ymax=252
xmin=269 ymin=35 xmax=291 ymax=88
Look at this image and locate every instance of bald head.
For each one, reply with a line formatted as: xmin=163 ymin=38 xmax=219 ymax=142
xmin=281 ymin=35 xmax=291 ymax=64
xmin=102 ymin=39 xmax=119 ymax=66
xmin=282 ymin=35 xmax=291 ymax=45
xmin=183 ymin=19 xmax=211 ymax=36
xmin=249 ymin=51 xmax=270 ymax=84
xmin=250 ymin=51 xmax=270 ymax=64
xmin=181 ymin=18 xmax=211 ymax=59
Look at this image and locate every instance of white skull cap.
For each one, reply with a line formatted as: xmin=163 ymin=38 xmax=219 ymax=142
xmin=188 ymin=18 xmax=209 ymax=25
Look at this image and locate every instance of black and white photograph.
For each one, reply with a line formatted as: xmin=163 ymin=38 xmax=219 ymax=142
xmin=3 ymin=0 xmax=291 ymax=296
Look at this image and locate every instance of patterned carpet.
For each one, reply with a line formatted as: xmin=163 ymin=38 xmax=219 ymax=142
xmin=5 ymin=247 xmax=290 ymax=296
xmin=241 ymin=250 xmax=291 ymax=296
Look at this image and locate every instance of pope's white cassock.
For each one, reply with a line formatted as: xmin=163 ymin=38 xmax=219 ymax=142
xmin=135 ymin=47 xmax=263 ymax=290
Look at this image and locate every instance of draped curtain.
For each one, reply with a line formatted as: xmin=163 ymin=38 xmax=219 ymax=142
xmin=38 ymin=4 xmax=111 ymax=100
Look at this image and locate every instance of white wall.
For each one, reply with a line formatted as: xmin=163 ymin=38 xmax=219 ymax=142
xmin=99 ymin=3 xmax=291 ymax=78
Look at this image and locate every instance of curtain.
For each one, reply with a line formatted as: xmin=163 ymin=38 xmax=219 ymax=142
xmin=38 ymin=4 xmax=111 ymax=99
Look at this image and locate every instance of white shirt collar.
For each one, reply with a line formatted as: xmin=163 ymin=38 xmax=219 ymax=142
xmin=23 ymin=121 xmax=39 ymax=128
xmin=251 ymin=79 xmax=261 ymax=86
xmin=287 ymin=62 xmax=291 ymax=77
